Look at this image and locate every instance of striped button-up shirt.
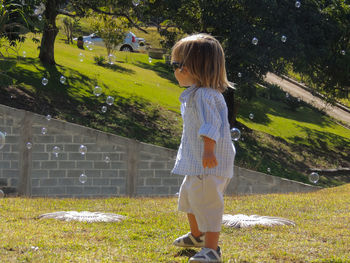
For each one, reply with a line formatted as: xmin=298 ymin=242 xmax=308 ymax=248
xmin=172 ymin=86 xmax=235 ymax=178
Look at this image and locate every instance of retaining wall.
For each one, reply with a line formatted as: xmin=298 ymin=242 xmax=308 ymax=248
xmin=0 ymin=104 xmax=320 ymax=197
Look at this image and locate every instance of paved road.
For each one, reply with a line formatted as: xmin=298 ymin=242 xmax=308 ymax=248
xmin=264 ymin=73 xmax=350 ymax=126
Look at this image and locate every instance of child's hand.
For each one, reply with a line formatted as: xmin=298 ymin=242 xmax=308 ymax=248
xmin=202 ymin=136 xmax=218 ymax=168
xmin=202 ymin=151 xmax=218 ymax=168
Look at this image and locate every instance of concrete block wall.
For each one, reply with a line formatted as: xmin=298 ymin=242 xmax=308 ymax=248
xmin=0 ymin=104 xmax=320 ymax=197
xmin=0 ymin=114 xmax=20 ymax=189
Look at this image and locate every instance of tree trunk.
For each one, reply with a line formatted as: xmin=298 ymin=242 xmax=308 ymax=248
xmin=39 ymin=0 xmax=60 ymax=65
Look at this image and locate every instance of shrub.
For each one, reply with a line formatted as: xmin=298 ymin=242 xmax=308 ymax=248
xmin=94 ymin=55 xmax=105 ymax=66
xmin=285 ymin=95 xmax=301 ymax=111
xmin=236 ymin=83 xmax=256 ymax=101
xmin=266 ymin=83 xmax=286 ymax=101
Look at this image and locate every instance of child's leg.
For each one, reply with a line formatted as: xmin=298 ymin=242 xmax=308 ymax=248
xmin=188 ymin=214 xmax=220 ymax=250
xmin=188 ymin=176 xmax=229 ymax=251
xmin=187 ymin=213 xmax=203 ymax=237
xmin=205 ymin=232 xmax=220 ymax=250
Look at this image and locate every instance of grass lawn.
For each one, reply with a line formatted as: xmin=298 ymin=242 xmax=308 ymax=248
xmin=1 ymin=32 xmax=349 ymax=186
xmin=1 ymin=184 xmax=349 ymax=262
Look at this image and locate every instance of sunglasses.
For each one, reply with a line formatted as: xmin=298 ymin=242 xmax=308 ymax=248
xmin=171 ymin=62 xmax=183 ymax=71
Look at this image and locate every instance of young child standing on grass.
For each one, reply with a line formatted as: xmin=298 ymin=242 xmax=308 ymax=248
xmin=171 ymin=33 xmax=235 ymax=263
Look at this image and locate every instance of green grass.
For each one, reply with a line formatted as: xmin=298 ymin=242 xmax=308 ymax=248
xmin=1 ymin=184 xmax=350 ymax=262
xmin=1 ymin=31 xmax=350 ymax=186
xmin=235 ymin=94 xmax=350 ymax=186
xmin=1 ymin=33 xmax=183 ymax=148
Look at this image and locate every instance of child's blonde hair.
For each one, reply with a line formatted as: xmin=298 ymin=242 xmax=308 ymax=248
xmin=171 ymin=33 xmax=231 ymax=92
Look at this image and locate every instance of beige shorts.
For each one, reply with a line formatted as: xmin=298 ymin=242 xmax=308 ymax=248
xmin=178 ymin=175 xmax=230 ymax=232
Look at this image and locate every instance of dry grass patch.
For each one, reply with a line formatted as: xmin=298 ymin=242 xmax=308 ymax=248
xmin=1 ymin=184 xmax=349 ymax=262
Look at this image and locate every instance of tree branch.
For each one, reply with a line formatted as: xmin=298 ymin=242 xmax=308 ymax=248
xmin=85 ymin=5 xmax=148 ymax=33
xmin=57 ymin=9 xmax=78 ymax=18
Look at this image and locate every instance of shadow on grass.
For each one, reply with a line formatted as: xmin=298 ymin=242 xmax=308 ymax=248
xmin=133 ymin=60 xmax=178 ymax=84
xmin=238 ymin=95 xmax=333 ymax=128
xmin=97 ymin=62 xmax=135 ymax=75
xmin=0 ymin=58 xmax=17 ymax=86
xmin=237 ymin=99 xmax=272 ymax=126
xmin=174 ymin=248 xmax=197 ymax=258
xmin=290 ymin=125 xmax=350 ymax=166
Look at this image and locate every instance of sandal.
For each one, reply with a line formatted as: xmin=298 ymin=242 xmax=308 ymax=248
xmin=189 ymin=247 xmax=222 ymax=263
xmin=173 ymin=232 xmax=205 ymax=248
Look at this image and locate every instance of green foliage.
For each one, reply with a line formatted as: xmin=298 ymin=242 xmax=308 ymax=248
xmin=284 ymin=95 xmax=302 ymax=112
xmin=235 ymin=83 xmax=257 ymax=101
xmin=0 ymin=0 xmax=27 ymax=44
xmin=92 ymin=15 xmax=127 ymax=57
xmin=93 ymin=54 xmax=105 ymax=65
xmin=61 ymin=16 xmax=80 ymax=44
xmin=141 ymin=0 xmax=349 ymax=102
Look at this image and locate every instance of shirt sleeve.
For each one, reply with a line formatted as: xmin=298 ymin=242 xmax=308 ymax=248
xmin=194 ymin=89 xmax=221 ymax=142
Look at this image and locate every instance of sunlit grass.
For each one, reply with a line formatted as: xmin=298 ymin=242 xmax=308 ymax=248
xmin=237 ymin=97 xmax=350 ymax=143
xmin=11 ymin=33 xmax=182 ymax=113
xmin=1 ymin=184 xmax=349 ymax=262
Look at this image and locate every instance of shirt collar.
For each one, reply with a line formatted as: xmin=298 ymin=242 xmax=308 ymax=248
xmin=179 ymin=85 xmax=197 ymax=103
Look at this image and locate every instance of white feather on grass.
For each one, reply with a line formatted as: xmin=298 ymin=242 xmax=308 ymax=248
xmin=222 ymin=214 xmax=296 ymax=228
xmin=38 ymin=211 xmax=126 ymax=223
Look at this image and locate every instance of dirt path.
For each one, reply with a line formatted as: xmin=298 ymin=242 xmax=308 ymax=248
xmin=264 ymin=73 xmax=350 ymax=126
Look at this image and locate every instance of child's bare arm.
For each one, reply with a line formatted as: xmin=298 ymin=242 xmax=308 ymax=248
xmin=202 ymin=136 xmax=218 ymax=168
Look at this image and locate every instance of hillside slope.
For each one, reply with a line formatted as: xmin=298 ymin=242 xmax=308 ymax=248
xmin=1 ymin=35 xmax=350 ymax=187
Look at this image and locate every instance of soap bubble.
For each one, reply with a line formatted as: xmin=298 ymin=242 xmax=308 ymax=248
xmin=79 ymin=173 xmax=87 ymax=184
xmin=41 ymin=127 xmax=47 ymax=135
xmin=0 ymin=190 xmax=4 ymax=198
xmin=0 ymin=131 xmax=5 ymax=150
xmin=230 ymin=128 xmax=241 ymax=141
xmin=26 ymin=142 xmax=33 ymax=149
xmin=79 ymin=145 xmax=87 ymax=155
xmin=108 ymin=54 xmax=116 ymax=65
xmin=52 ymin=146 xmax=60 ymax=158
xmin=281 ymin=35 xmax=287 ymax=43
xmin=252 ymin=37 xmax=258 ymax=45
xmin=101 ymin=106 xmax=107 ymax=113
xmin=42 ymin=77 xmax=48 ymax=86
xmin=341 ymin=50 xmax=346 ymax=55
xmin=106 ymin=96 xmax=114 ymax=106
xmin=309 ymin=172 xmax=319 ymax=184
xmin=60 ymin=75 xmax=66 ymax=84
xmin=93 ymin=86 xmax=102 ymax=96
xmin=88 ymin=41 xmax=94 ymax=51
xmin=295 ymin=1 xmax=301 ymax=8
xmin=78 ymin=53 xmax=85 ymax=62
xmin=267 ymin=167 xmax=271 ymax=173
xmin=22 ymin=51 xmax=27 ymax=57
xmin=46 ymin=114 xmax=52 ymax=121
xmin=132 ymin=0 xmax=140 ymax=6
xmin=249 ymin=113 xmax=254 ymax=120
xmin=104 ymin=156 xmax=111 ymax=163
xmin=148 ymin=57 xmax=152 ymax=63
xmin=238 ymin=72 xmax=242 ymax=78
